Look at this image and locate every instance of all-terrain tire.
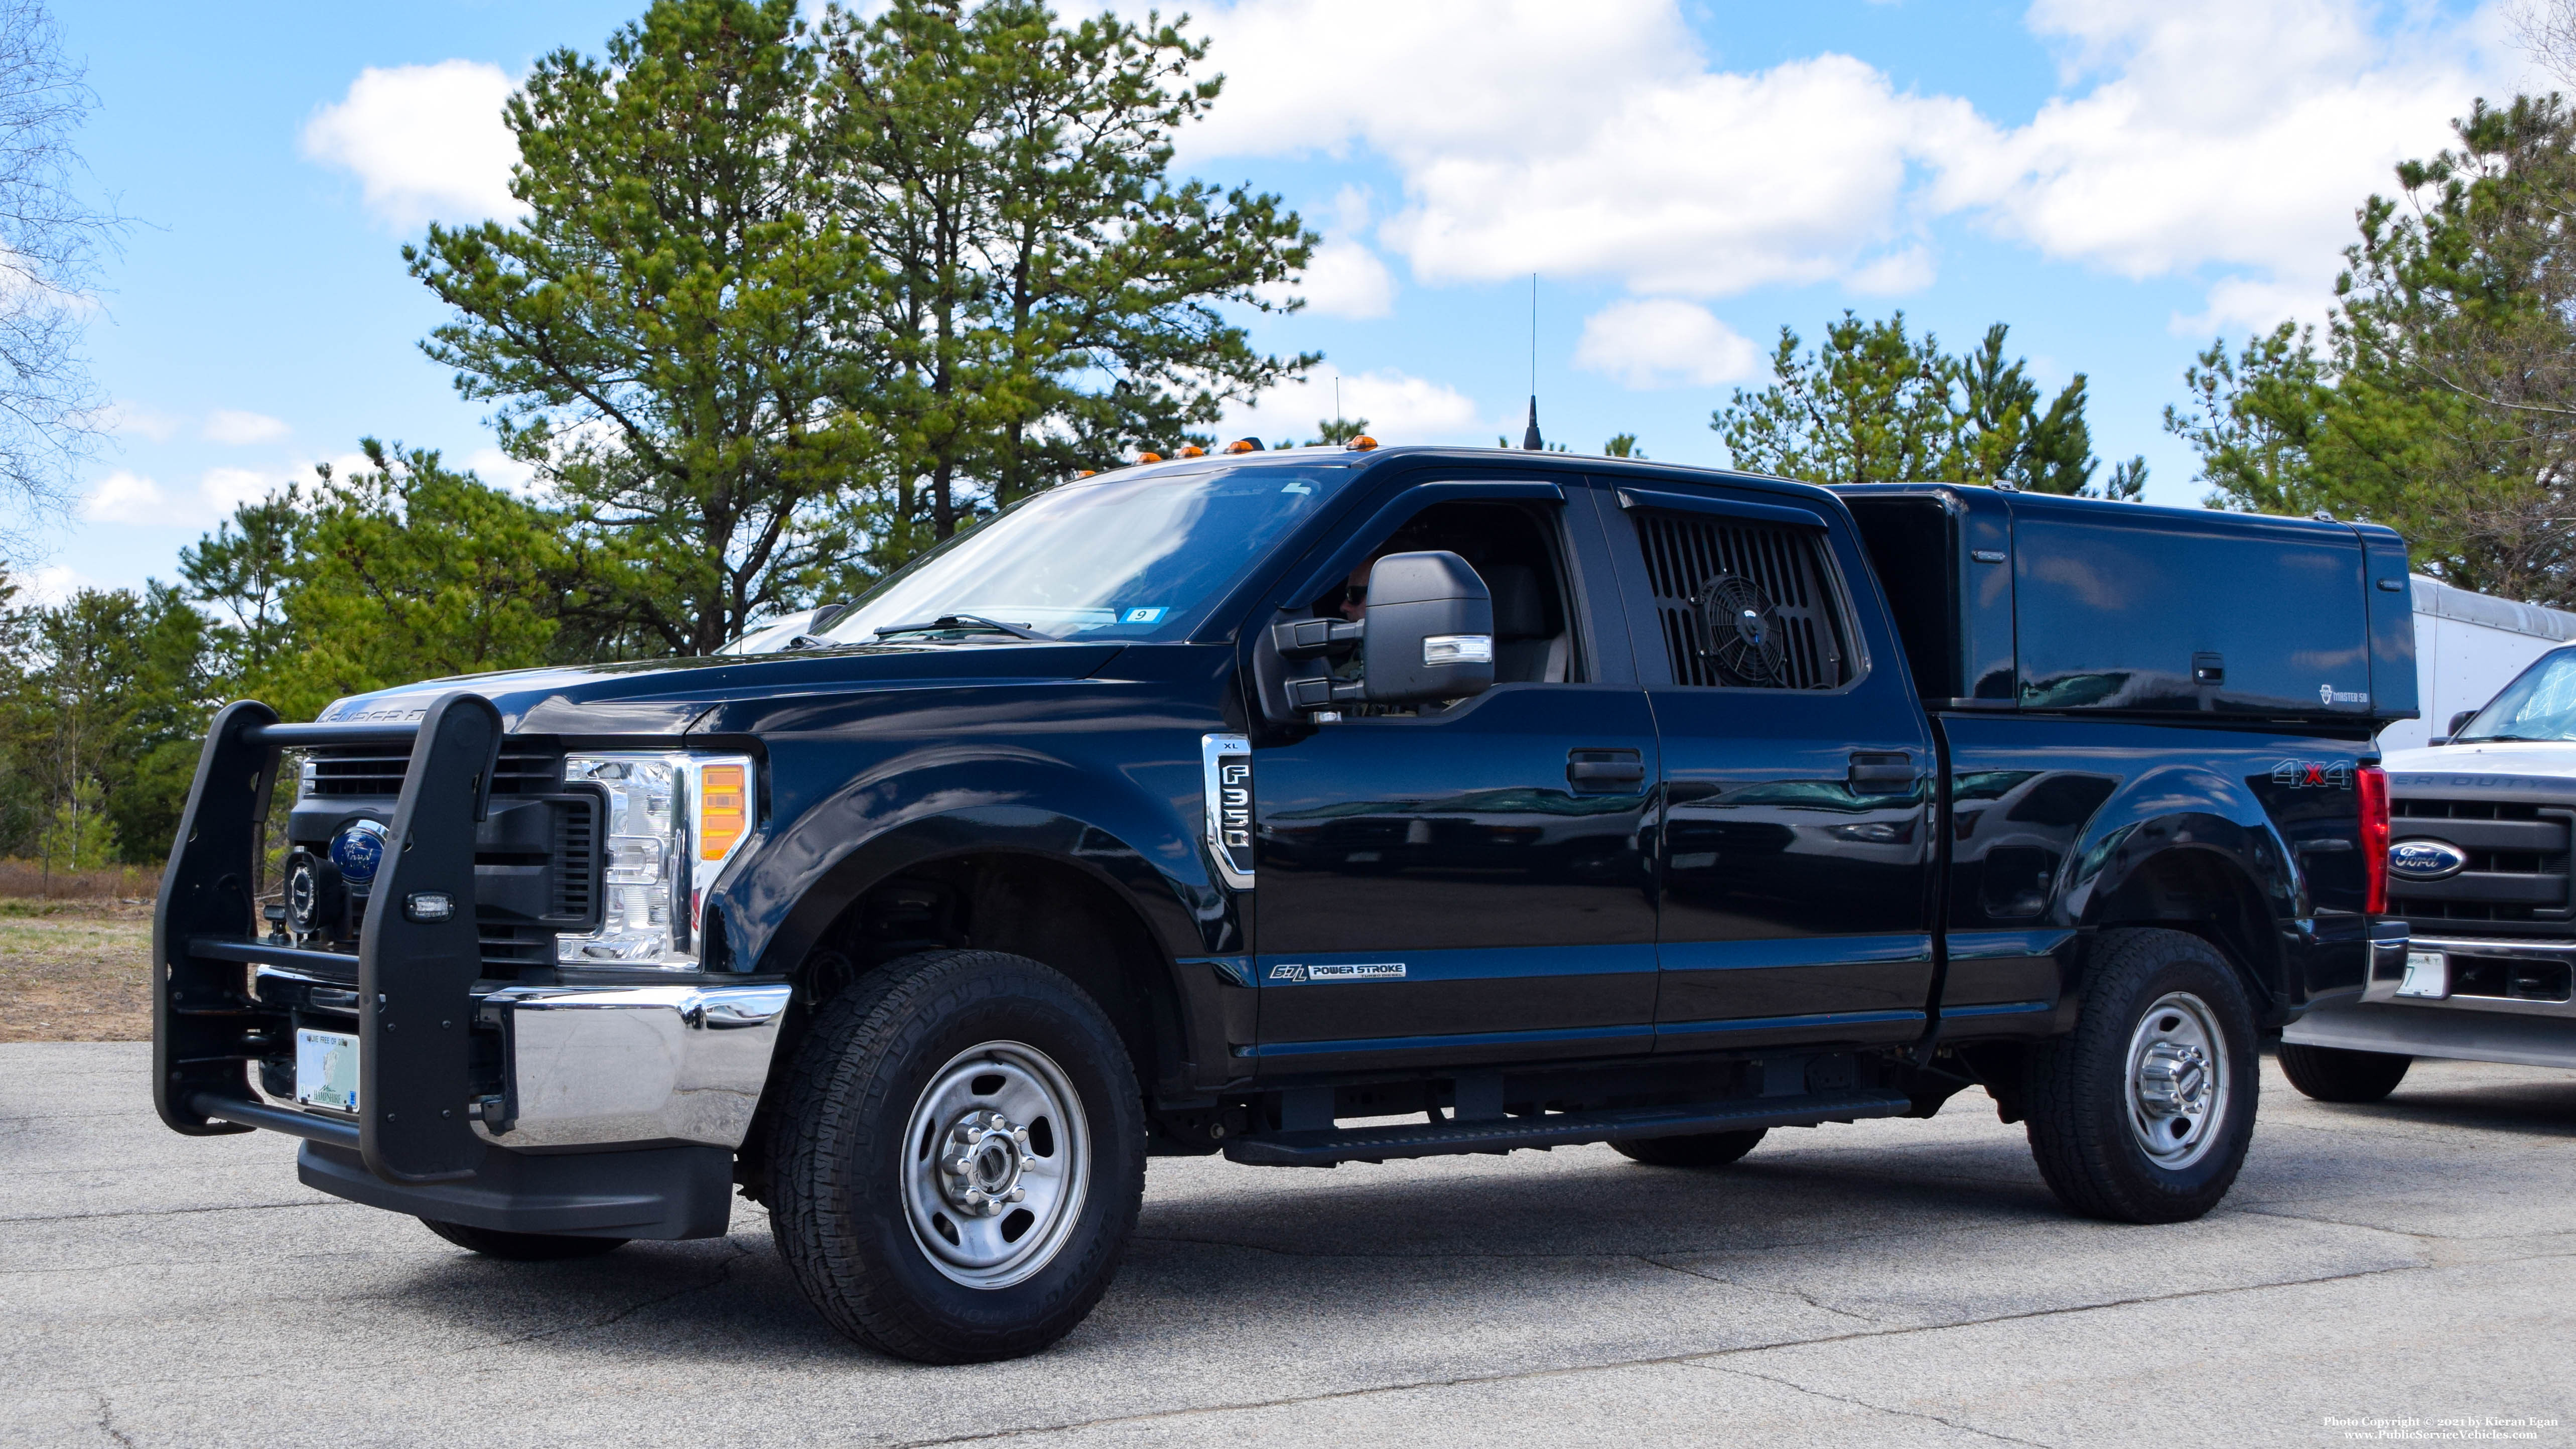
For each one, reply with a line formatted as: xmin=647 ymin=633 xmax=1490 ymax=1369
xmin=2277 ymin=1042 xmax=2412 ymax=1103
xmin=767 ymin=949 xmax=1146 ymax=1364
xmin=420 ymin=1219 xmax=627 ymax=1260
xmin=2024 ymin=928 xmax=2258 ymax=1224
xmin=1612 ymin=1128 xmax=1768 ymax=1168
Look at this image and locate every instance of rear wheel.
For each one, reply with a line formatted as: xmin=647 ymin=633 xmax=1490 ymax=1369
xmin=420 ymin=1220 xmax=626 ymax=1260
xmin=2278 ymin=1042 xmax=2411 ymax=1103
xmin=2024 ymin=928 xmax=2258 ymax=1224
xmin=1612 ymin=1128 xmax=1767 ymax=1168
xmin=769 ymin=950 xmax=1145 ymax=1363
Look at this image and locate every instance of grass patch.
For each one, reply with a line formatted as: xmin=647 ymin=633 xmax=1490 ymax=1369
xmin=0 ymin=899 xmax=154 ymax=1042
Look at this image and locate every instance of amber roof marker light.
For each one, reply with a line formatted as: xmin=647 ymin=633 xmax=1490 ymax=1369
xmin=1135 ymin=451 xmax=1162 ymax=464
xmin=1176 ymin=444 xmax=1206 ymax=458
xmin=1345 ymin=435 xmax=1379 ymax=451
xmin=1225 ymin=438 xmax=1263 ymax=454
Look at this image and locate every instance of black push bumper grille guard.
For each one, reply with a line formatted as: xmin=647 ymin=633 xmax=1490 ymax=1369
xmin=153 ymin=693 xmax=505 ymax=1184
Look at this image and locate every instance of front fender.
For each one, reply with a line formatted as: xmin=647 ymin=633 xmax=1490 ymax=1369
xmin=723 ymin=744 xmax=1234 ymax=979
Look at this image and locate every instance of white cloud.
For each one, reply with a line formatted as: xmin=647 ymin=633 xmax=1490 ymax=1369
xmin=81 ymin=471 xmax=169 ymax=525
xmin=1846 ymin=245 xmax=1937 ymax=297
xmin=1219 ymin=365 xmax=1482 ymax=446
xmin=467 ymin=446 xmax=539 ymax=494
xmin=24 ymin=565 xmax=97 ymax=605
xmin=199 ymin=467 xmax=281 ymax=516
xmin=1293 ymin=237 xmax=1398 ymax=320
xmin=204 ymin=409 xmax=289 ymax=445
xmin=107 ymin=405 xmax=182 ymax=443
xmin=82 ymin=466 xmax=297 ymax=530
xmin=1179 ymin=0 xmax=2507 ymax=322
xmin=302 ymin=60 xmax=520 ymax=229
xmin=1953 ymin=0 xmax=2496 ymax=299
xmin=1573 ymin=299 xmax=1760 ymax=389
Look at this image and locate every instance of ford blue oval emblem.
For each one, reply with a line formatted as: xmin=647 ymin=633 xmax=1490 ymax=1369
xmin=329 ymin=819 xmax=390 ymax=886
xmin=2386 ymin=838 xmax=2468 ymax=882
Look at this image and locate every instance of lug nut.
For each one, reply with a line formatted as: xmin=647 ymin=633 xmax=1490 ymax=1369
xmin=1012 ymin=1127 xmax=1029 ymax=1145
xmin=950 ymin=1156 xmax=974 ymax=1175
xmin=1008 ymin=1187 xmax=1026 ymax=1203
xmin=963 ymin=1188 xmax=986 ymax=1207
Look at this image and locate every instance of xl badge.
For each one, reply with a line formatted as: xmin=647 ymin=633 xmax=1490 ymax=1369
xmin=328 ymin=819 xmax=390 ymax=886
xmin=2387 ymin=839 xmax=2469 ymax=882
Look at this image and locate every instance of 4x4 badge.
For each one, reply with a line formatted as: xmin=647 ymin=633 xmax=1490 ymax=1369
xmin=2271 ymin=759 xmax=2354 ymax=789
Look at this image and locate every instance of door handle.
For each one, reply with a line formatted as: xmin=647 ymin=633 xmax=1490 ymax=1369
xmin=1568 ymin=749 xmax=1646 ymax=789
xmin=1848 ymin=752 xmax=1918 ymax=792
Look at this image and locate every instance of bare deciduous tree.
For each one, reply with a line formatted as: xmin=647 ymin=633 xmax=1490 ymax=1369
xmin=0 ymin=0 xmax=117 ymax=562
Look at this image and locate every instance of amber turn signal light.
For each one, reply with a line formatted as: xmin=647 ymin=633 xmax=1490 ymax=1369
xmin=700 ymin=763 xmax=748 ymax=861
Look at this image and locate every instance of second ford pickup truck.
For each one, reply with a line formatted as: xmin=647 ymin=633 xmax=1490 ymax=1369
xmin=153 ymin=447 xmax=2415 ymax=1361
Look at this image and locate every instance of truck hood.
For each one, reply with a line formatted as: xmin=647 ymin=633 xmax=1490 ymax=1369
xmin=316 ymin=641 xmax=1127 ymax=737
xmin=2381 ymin=739 xmax=2576 ymax=780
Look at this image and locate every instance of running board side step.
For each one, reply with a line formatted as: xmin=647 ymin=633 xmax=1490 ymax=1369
xmin=1222 ymin=1088 xmax=1913 ymax=1166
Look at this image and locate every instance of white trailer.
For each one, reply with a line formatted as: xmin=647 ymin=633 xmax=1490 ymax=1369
xmin=2377 ymin=575 xmax=2576 ymax=752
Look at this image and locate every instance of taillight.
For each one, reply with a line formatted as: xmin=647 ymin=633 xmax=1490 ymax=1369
xmin=2358 ymin=763 xmax=2390 ymax=914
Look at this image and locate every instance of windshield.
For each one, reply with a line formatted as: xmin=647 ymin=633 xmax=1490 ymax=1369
xmin=823 ymin=463 xmax=1355 ymax=643
xmin=715 ymin=609 xmax=823 ymax=656
xmin=2458 ymin=645 xmax=2576 ymax=742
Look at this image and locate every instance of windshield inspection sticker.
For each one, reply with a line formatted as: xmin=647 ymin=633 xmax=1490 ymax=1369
xmin=1269 ymin=962 xmax=1406 ymax=983
xmin=1123 ymin=606 xmax=1167 ymax=623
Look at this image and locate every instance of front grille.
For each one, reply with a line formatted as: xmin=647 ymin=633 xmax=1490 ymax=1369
xmin=306 ymin=751 xmax=410 ymax=797
xmin=2389 ymin=795 xmax=2572 ymax=940
xmin=299 ymin=744 xmax=591 ymax=978
xmin=479 ymin=923 xmax=555 ymax=975
xmin=553 ymin=800 xmax=596 ymax=919
xmin=306 ymin=746 xmax=562 ymax=798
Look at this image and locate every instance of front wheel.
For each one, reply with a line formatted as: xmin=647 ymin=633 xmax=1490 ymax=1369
xmin=768 ymin=950 xmax=1146 ymax=1363
xmin=2278 ymin=1042 xmax=2411 ymax=1103
xmin=2024 ymin=928 xmax=2258 ymax=1224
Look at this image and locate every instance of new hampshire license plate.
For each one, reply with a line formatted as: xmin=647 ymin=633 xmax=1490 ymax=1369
xmin=294 ymin=1028 xmax=360 ymax=1114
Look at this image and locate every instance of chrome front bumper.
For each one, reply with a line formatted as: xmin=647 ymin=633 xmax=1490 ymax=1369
xmin=2355 ymin=934 xmax=2576 ymax=1021
xmin=2290 ymin=932 xmax=2576 ymax=1069
xmin=477 ymin=982 xmax=793 ymax=1150
xmin=251 ymin=967 xmax=792 ymax=1152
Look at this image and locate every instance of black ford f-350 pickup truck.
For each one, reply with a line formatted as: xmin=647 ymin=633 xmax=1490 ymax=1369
xmin=153 ymin=447 xmax=2415 ymax=1361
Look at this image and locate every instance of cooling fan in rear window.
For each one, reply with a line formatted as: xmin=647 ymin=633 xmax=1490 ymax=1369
xmin=1696 ymin=574 xmax=1787 ymax=686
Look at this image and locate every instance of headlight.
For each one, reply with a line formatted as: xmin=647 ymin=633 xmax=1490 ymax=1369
xmin=557 ymin=752 xmax=757 ymax=968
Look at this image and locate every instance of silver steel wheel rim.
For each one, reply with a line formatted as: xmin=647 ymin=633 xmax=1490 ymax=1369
xmin=2125 ymin=990 xmax=2229 ymax=1170
xmin=899 ymin=1040 xmax=1090 ymax=1290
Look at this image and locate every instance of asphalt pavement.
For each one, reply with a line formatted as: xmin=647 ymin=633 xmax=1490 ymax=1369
xmin=4 ymin=1040 xmax=2571 ymax=1448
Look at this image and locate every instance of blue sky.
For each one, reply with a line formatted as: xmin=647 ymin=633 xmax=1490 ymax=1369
xmin=33 ymin=0 xmax=2517 ymax=603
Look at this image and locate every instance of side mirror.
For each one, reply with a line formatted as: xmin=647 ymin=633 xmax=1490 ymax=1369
xmin=2448 ymin=709 xmax=2478 ymax=740
xmin=1360 ymin=551 xmax=1494 ymax=705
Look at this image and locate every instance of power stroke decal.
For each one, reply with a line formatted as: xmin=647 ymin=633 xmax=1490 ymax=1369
xmin=1266 ymin=962 xmax=1407 ymax=983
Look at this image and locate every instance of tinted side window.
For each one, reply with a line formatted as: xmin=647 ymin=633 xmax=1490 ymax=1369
xmin=1631 ymin=507 xmax=1851 ymax=690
